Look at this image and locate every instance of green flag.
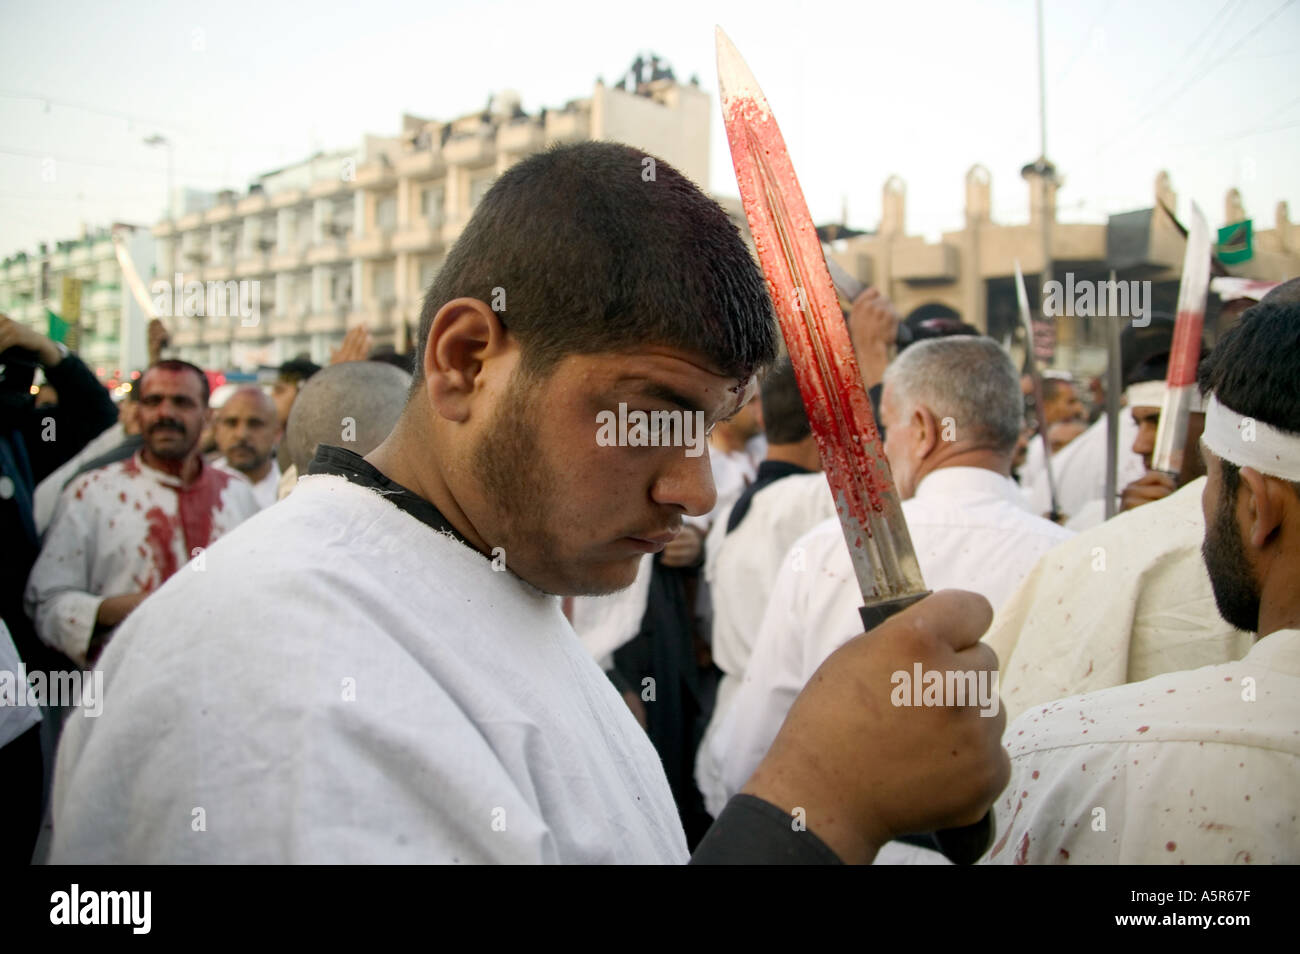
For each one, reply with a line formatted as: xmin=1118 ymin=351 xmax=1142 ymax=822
xmin=1217 ymin=219 xmax=1252 ymax=265
xmin=46 ymin=308 xmax=80 ymax=349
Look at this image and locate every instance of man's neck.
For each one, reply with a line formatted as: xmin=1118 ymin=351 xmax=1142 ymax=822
xmin=365 ymin=412 xmax=493 ymax=558
xmin=143 ymin=448 xmax=202 ymax=486
xmin=1255 ymin=540 xmax=1300 ymax=638
xmin=913 ymin=447 xmax=1011 ymax=489
xmin=765 ymin=440 xmax=821 ymax=472
xmin=239 ymin=458 xmax=274 ymax=484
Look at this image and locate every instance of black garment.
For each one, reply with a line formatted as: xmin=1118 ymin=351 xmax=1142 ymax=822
xmin=1 ymin=352 xmax=116 ymax=673
xmin=611 ymin=560 xmax=716 ymax=849
xmin=691 ymin=794 xmax=842 ymax=864
xmin=307 ymin=444 xmax=472 ymax=547
xmin=724 ymin=460 xmax=814 ymax=534
xmin=305 ymin=444 xmax=842 ymax=863
xmin=0 ymin=724 xmax=43 ymax=864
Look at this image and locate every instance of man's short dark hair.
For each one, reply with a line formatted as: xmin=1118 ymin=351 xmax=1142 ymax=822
xmin=144 ymin=359 xmax=210 ymax=405
xmin=413 ymin=142 xmax=777 ymax=385
xmin=1198 ymin=302 xmax=1300 ymax=434
xmin=278 ymin=357 xmax=322 ymax=387
xmin=760 ymin=356 xmax=811 ymax=444
xmin=1199 ymin=301 xmax=1300 ymax=497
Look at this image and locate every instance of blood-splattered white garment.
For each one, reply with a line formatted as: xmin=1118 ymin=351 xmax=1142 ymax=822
xmin=982 ymin=629 xmax=1300 ymax=864
xmin=24 ymin=451 xmax=259 ymax=665
xmin=986 ymin=477 xmax=1254 ymax=724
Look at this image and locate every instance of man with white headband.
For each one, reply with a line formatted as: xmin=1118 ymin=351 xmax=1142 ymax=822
xmin=984 ymin=298 xmax=1300 ymax=863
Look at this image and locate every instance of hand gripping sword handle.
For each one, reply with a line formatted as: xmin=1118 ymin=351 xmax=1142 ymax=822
xmin=858 ymin=593 xmax=997 ymax=866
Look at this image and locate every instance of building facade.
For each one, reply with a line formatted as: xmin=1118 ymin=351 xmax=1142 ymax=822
xmin=825 ymin=167 xmax=1300 ymax=378
xmin=0 ymin=225 xmax=154 ymax=383
xmin=152 ymin=70 xmax=711 ymax=371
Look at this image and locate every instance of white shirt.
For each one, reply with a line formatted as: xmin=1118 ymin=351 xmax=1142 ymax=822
xmin=1024 ymin=413 xmax=1144 ymax=519
xmin=983 ymin=629 xmax=1300 ymax=864
xmin=214 ymin=456 xmax=281 ymax=510
xmin=0 ymin=619 xmax=41 ymax=750
xmin=704 ymin=466 xmax=1074 ymax=815
xmin=986 ymin=476 xmax=1254 ymax=723
xmin=695 ymin=470 xmax=836 ymax=810
xmin=32 ymin=421 xmax=126 ymax=536
xmin=24 ymin=451 xmax=261 ymax=666
xmin=50 ymin=475 xmax=688 ymax=864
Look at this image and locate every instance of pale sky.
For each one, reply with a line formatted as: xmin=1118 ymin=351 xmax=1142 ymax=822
xmin=2 ymin=0 xmax=1297 ymax=260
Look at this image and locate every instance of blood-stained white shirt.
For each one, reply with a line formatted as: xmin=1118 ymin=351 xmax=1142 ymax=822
xmin=987 ymin=477 xmax=1254 ymax=723
xmin=25 ymin=451 xmax=260 ymax=665
xmin=982 ymin=629 xmax=1300 ymax=864
xmin=703 ymin=466 xmax=1073 ymax=816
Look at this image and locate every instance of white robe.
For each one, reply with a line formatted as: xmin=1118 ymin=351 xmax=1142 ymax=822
xmin=703 ymin=466 xmax=1074 ymax=817
xmin=32 ymin=421 xmax=126 ymax=536
xmin=1024 ymin=413 xmax=1145 ymax=519
xmin=50 ymin=475 xmax=688 ymax=863
xmin=24 ymin=452 xmax=261 ymax=666
xmin=214 ymin=456 xmax=281 ymax=510
xmin=982 ymin=629 xmax=1300 ymax=864
xmin=695 ymin=471 xmax=835 ymax=810
xmin=986 ymin=477 xmax=1254 ymax=723
xmin=0 ymin=620 xmax=41 ymax=750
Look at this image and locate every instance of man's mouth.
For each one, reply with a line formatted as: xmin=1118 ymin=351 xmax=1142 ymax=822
xmin=623 ymin=528 xmax=681 ymax=553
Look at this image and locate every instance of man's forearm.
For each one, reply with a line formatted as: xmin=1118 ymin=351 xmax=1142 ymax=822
xmin=95 ymin=593 xmax=144 ymax=628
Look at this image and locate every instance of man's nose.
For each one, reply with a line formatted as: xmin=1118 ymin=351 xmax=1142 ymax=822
xmin=650 ymin=448 xmax=717 ymax=518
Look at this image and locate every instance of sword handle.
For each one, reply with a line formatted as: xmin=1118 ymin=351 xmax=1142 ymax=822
xmin=858 ymin=593 xmax=997 ymax=866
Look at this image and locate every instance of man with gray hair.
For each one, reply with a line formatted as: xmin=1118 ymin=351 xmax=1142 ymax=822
xmin=709 ymin=337 xmax=1072 ymax=850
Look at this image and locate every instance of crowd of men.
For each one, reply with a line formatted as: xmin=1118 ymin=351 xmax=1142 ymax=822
xmin=0 ymin=141 xmax=1295 ymax=864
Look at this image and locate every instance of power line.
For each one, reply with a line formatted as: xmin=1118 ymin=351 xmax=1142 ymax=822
xmin=0 ymin=90 xmax=199 ymax=136
xmin=1098 ymin=0 xmax=1298 ymax=153
xmin=1054 ymin=0 xmax=1116 ymax=88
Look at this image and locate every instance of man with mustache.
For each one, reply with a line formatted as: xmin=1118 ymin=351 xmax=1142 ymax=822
xmin=212 ymin=386 xmax=282 ymax=509
xmin=25 ymin=360 xmax=259 ymax=666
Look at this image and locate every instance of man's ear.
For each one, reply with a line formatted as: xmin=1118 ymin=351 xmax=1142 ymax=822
xmin=1240 ymin=467 xmax=1285 ymax=550
xmin=914 ymin=405 xmax=940 ymax=459
xmin=421 ymin=298 xmax=510 ymax=423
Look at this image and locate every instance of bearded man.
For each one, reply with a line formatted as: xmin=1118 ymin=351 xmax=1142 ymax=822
xmin=50 ymin=144 xmax=1006 ymax=864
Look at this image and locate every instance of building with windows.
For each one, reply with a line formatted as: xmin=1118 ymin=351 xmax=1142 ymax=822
xmin=153 ymin=64 xmax=711 ymax=371
xmin=0 ymin=225 xmax=153 ymax=383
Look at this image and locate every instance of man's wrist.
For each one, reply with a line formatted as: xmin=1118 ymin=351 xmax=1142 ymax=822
xmin=39 ymin=340 xmax=67 ymax=367
xmin=741 ymin=748 xmax=884 ymax=865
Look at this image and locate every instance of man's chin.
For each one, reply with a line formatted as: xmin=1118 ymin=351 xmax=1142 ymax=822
xmin=527 ymin=554 xmax=645 ymax=598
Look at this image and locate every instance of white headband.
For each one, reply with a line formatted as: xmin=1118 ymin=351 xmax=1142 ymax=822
xmin=1124 ymin=381 xmax=1165 ymax=408
xmin=1124 ymin=380 xmax=1207 ymax=414
xmin=1202 ymin=394 xmax=1300 ymax=482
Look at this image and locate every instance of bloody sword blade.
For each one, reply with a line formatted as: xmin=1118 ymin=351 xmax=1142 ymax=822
xmin=1014 ymin=260 xmax=1060 ymax=520
xmin=716 ymin=27 xmax=923 ymax=606
xmin=1150 ymin=202 xmax=1210 ymax=477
